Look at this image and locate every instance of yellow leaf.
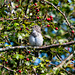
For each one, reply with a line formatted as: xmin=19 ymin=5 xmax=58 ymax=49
xmin=15 ymin=73 xmax=18 ymax=75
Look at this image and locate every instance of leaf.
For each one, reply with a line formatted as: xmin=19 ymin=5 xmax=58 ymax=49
xmin=0 ymin=0 xmax=4 ymax=6
xmin=17 ymin=33 xmax=23 ymax=39
xmin=25 ymin=33 xmax=29 ymax=37
xmin=14 ymin=23 xmax=19 ymax=27
xmin=58 ymin=39 xmax=68 ymax=43
xmin=22 ymin=24 xmax=26 ymax=29
xmin=15 ymin=73 xmax=18 ymax=75
xmin=40 ymin=63 xmax=44 ymax=67
xmin=13 ymin=53 xmax=19 ymax=60
xmin=7 ymin=27 xmax=10 ymax=30
xmin=33 ymin=66 xmax=38 ymax=69
xmin=24 ymin=20 xmax=31 ymax=24
xmin=53 ymin=68 xmax=60 ymax=74
xmin=16 ymin=54 xmax=19 ymax=60
xmin=19 ymin=55 xmax=24 ymax=59
xmin=45 ymin=59 xmax=50 ymax=62
xmin=25 ymin=61 xmax=30 ymax=66
xmin=59 ymin=29 xmax=65 ymax=35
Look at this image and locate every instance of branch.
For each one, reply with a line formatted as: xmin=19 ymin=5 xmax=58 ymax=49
xmin=0 ymin=0 xmax=10 ymax=9
xmin=0 ymin=65 xmax=16 ymax=73
xmin=0 ymin=41 xmax=75 ymax=52
xmin=0 ymin=18 xmax=17 ymax=21
xmin=25 ymin=0 xmax=30 ymax=15
xmin=41 ymin=0 xmax=72 ymax=30
xmin=35 ymin=41 xmax=75 ymax=50
xmin=0 ymin=0 xmax=72 ymax=30
xmin=54 ymin=54 xmax=73 ymax=69
xmin=56 ymin=54 xmax=62 ymax=61
xmin=62 ymin=68 xmax=73 ymax=75
xmin=53 ymin=53 xmax=74 ymax=74
xmin=0 ymin=18 xmax=44 ymax=22
xmin=0 ymin=46 xmax=29 ymax=52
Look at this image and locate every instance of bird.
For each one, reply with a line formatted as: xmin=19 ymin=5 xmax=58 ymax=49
xmin=29 ymin=25 xmax=43 ymax=46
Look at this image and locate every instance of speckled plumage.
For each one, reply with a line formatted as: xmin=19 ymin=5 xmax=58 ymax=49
xmin=29 ymin=25 xmax=43 ymax=46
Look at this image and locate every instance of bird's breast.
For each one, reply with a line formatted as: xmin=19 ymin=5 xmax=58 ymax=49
xmin=35 ymin=34 xmax=43 ymax=46
xmin=29 ymin=33 xmax=43 ymax=46
xmin=29 ymin=35 xmax=35 ymax=46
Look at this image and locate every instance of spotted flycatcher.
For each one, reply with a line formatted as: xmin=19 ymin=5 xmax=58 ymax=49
xmin=29 ymin=25 xmax=43 ymax=46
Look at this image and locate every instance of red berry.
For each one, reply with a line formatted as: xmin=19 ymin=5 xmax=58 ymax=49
xmin=51 ymin=18 xmax=53 ymax=21
xmin=6 ymin=61 xmax=8 ymax=64
xmin=26 ymin=28 xmax=29 ymax=30
xmin=46 ymin=18 xmax=51 ymax=21
xmin=15 ymin=6 xmax=18 ymax=8
xmin=50 ymin=16 xmax=53 ymax=21
xmin=36 ymin=9 xmax=39 ymax=12
xmin=55 ymin=27 xmax=58 ymax=30
xmin=20 ymin=28 xmax=22 ymax=30
xmin=68 ymin=48 xmax=70 ymax=51
xmin=26 ymin=58 xmax=29 ymax=61
xmin=50 ymin=16 xmax=53 ymax=18
xmin=34 ymin=3 xmax=37 ymax=6
xmin=28 ymin=51 xmax=31 ymax=53
xmin=71 ymin=30 xmax=74 ymax=33
xmin=19 ymin=5 xmax=21 ymax=6
xmin=37 ymin=16 xmax=39 ymax=19
xmin=18 ymin=70 xmax=21 ymax=73
xmin=46 ymin=18 xmax=48 ymax=21
xmin=16 ymin=0 xmax=19 ymax=2
xmin=34 ymin=7 xmax=37 ymax=9
xmin=47 ymin=25 xmax=50 ymax=27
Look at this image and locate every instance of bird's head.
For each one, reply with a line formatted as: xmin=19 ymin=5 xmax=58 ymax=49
xmin=31 ymin=25 xmax=41 ymax=37
xmin=31 ymin=25 xmax=41 ymax=33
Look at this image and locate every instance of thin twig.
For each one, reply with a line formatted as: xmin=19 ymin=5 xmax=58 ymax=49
xmin=62 ymin=68 xmax=73 ymax=75
xmin=0 ymin=0 xmax=10 ymax=9
xmin=56 ymin=54 xmax=62 ymax=61
xmin=0 ymin=65 xmax=16 ymax=73
xmin=0 ymin=17 xmax=44 ymax=22
xmin=54 ymin=54 xmax=73 ymax=68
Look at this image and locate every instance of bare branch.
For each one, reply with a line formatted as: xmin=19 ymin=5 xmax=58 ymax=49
xmin=56 ymin=54 xmax=62 ymax=61
xmin=0 ymin=41 xmax=75 ymax=52
xmin=35 ymin=41 xmax=75 ymax=50
xmin=62 ymin=68 xmax=73 ymax=75
xmin=0 ymin=18 xmax=44 ymax=23
xmin=0 ymin=46 xmax=29 ymax=52
xmin=54 ymin=54 xmax=73 ymax=69
xmin=53 ymin=53 xmax=74 ymax=74
xmin=0 ymin=65 xmax=16 ymax=73
xmin=0 ymin=0 xmax=10 ymax=9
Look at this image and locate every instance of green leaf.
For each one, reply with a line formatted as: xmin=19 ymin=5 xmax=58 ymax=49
xmin=22 ymin=24 xmax=26 ymax=29
xmin=13 ymin=53 xmax=19 ymax=60
xmin=16 ymin=54 xmax=19 ymax=60
xmin=19 ymin=55 xmax=24 ymax=59
xmin=14 ymin=23 xmax=19 ymax=27
xmin=25 ymin=33 xmax=29 ymax=37
xmin=0 ymin=0 xmax=4 ymax=6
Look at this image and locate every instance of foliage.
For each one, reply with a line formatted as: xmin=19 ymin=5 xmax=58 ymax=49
xmin=0 ymin=0 xmax=75 ymax=75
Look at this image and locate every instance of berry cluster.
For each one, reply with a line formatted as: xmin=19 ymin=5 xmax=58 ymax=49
xmin=46 ymin=16 xmax=53 ymax=21
xmin=34 ymin=3 xmax=39 ymax=13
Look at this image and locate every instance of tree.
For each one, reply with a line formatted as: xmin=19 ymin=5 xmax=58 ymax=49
xmin=0 ymin=0 xmax=75 ymax=75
